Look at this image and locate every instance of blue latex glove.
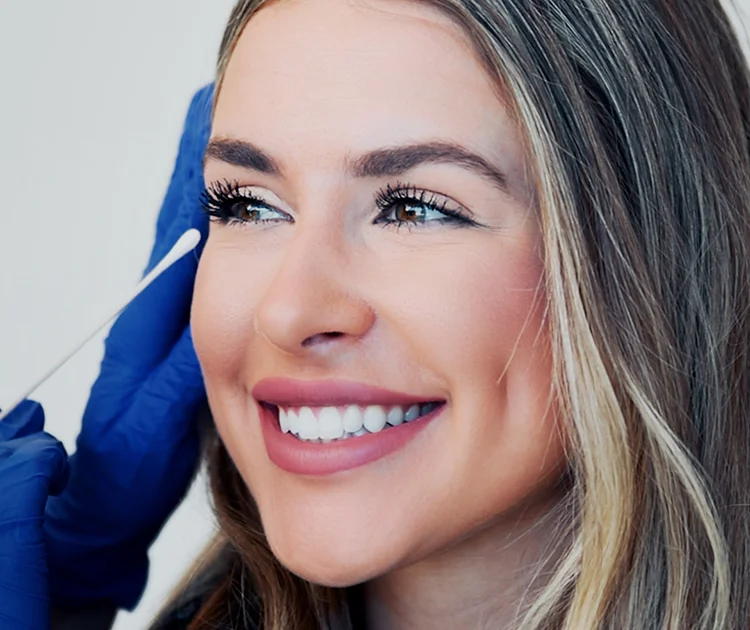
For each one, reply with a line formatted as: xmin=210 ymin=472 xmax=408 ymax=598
xmin=44 ymin=84 xmax=214 ymax=611
xmin=0 ymin=401 xmax=69 ymax=629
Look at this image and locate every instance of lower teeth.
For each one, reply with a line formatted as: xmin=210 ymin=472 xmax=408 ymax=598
xmin=297 ymin=427 xmax=370 ymax=444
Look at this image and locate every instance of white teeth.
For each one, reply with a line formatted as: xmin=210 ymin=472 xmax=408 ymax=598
xmin=279 ymin=402 xmax=441 ymax=442
xmin=405 ymin=404 xmax=421 ymax=422
xmin=363 ymin=405 xmax=387 ymax=432
xmin=342 ymin=405 xmax=364 ymax=433
xmin=279 ymin=408 xmax=291 ymax=433
xmin=288 ymin=409 xmax=300 ymax=434
xmin=386 ymin=406 xmax=404 ymax=426
xmin=298 ymin=407 xmax=320 ymax=440
xmin=319 ymin=406 xmax=344 ymax=440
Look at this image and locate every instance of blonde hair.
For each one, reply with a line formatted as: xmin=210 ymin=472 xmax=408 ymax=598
xmin=173 ymin=1 xmax=750 ymax=628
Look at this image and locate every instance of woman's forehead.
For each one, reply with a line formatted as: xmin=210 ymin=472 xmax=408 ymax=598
xmin=212 ymin=0 xmax=528 ymax=197
xmin=245 ymin=0 xmax=469 ymax=46
xmin=219 ymin=0 xmax=489 ymax=113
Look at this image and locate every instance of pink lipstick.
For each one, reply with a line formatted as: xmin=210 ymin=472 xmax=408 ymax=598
xmin=252 ymin=378 xmax=445 ymax=475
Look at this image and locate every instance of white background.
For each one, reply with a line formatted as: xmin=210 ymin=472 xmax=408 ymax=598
xmin=1 ymin=2 xmax=749 ymax=629
xmin=0 ymin=3 xmax=235 ymax=629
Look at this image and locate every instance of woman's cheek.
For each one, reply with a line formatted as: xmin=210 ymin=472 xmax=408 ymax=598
xmin=193 ymin=250 xmax=265 ymax=479
xmin=192 ymin=247 xmax=255 ymax=382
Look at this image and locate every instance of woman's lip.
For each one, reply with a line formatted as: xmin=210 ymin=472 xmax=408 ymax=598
xmin=251 ymin=377 xmax=442 ymax=407
xmin=258 ymin=401 xmax=443 ymax=476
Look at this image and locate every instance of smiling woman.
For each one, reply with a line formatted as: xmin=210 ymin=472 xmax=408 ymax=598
xmin=155 ymin=0 xmax=750 ymax=629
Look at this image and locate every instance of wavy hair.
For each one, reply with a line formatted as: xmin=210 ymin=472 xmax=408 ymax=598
xmin=165 ymin=1 xmax=750 ymax=628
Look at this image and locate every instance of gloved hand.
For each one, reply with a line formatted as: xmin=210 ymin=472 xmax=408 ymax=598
xmin=0 ymin=401 xmax=69 ymax=629
xmin=43 ymin=84 xmax=214 ymax=611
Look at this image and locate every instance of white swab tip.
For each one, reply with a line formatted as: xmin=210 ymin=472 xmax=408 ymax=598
xmin=175 ymin=228 xmax=201 ymax=255
xmin=146 ymin=229 xmax=203 ymax=279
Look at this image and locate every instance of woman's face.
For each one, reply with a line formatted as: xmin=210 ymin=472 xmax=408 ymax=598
xmin=193 ymin=0 xmax=566 ymax=586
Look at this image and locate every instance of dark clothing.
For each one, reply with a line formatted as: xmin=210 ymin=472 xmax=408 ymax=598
xmin=156 ymin=590 xmax=367 ymax=630
xmin=152 ymin=595 xmax=210 ymax=629
xmin=51 ymin=545 xmax=367 ymax=630
xmin=49 ymin=547 xmax=231 ymax=630
xmin=150 ymin=545 xmax=243 ymax=630
xmin=50 ymin=604 xmax=117 ymax=630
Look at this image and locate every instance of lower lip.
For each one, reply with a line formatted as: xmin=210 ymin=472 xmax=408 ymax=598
xmin=258 ymin=404 xmax=442 ymax=476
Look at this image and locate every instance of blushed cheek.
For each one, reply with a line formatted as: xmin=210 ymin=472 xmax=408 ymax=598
xmin=409 ymin=244 xmax=545 ymax=385
xmin=191 ymin=252 xmax=255 ymax=386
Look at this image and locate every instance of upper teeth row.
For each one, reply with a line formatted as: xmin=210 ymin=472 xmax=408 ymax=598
xmin=279 ymin=403 xmax=434 ymax=441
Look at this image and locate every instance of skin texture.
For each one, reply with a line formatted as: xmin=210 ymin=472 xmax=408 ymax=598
xmin=193 ymin=0 xmax=569 ymax=626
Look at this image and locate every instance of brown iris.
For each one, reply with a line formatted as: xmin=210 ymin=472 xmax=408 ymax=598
xmin=234 ymin=202 xmax=263 ymax=222
xmin=393 ymin=202 xmax=422 ymax=223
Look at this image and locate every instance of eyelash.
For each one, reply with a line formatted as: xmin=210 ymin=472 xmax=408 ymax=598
xmin=373 ymin=182 xmax=477 ymax=230
xmin=199 ymin=179 xmax=478 ymax=230
xmin=199 ymin=179 xmax=280 ymax=226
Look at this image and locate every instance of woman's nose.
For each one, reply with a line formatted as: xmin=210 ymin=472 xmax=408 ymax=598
xmin=252 ymin=230 xmax=376 ymax=355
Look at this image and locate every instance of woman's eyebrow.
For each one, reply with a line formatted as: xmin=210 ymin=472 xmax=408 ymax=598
xmin=204 ymin=138 xmax=282 ymax=175
xmin=204 ymin=138 xmax=508 ymax=193
xmin=350 ymin=142 xmax=508 ymax=193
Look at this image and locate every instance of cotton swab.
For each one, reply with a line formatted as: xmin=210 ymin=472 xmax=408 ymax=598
xmin=0 ymin=228 xmax=201 ymax=422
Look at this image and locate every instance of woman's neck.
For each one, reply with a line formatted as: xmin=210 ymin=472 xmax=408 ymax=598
xmin=362 ymin=488 xmax=572 ymax=630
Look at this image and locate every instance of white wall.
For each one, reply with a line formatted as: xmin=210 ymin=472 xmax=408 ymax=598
xmin=0 ymin=3 xmax=235 ymax=629
xmin=1 ymin=2 xmax=750 ymax=629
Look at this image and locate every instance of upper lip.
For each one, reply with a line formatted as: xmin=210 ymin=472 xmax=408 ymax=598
xmin=251 ymin=378 xmax=442 ymax=407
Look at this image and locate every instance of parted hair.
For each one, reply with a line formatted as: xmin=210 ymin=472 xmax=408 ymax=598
xmin=161 ymin=1 xmax=750 ymax=628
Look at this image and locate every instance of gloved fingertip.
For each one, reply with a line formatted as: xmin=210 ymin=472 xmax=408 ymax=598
xmin=0 ymin=400 xmax=45 ymax=441
xmin=188 ymin=84 xmax=215 ymax=131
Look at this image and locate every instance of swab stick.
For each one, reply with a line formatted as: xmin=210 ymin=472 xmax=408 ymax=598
xmin=0 ymin=229 xmax=201 ymax=422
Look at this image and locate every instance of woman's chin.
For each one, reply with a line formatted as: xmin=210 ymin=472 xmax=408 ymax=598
xmin=267 ymin=534 xmax=395 ymax=588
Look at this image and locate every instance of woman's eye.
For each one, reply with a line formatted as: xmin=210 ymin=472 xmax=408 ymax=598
xmin=200 ymin=181 xmax=290 ymax=226
xmin=374 ymin=184 xmax=477 ymax=229
xmin=386 ymin=201 xmax=450 ymax=224
xmin=228 ymin=201 xmax=287 ymax=223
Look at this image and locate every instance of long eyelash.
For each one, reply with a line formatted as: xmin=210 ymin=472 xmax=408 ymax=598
xmin=374 ymin=181 xmax=475 ymax=229
xmin=199 ymin=179 xmax=267 ymax=223
xmin=375 ymin=182 xmax=449 ymax=213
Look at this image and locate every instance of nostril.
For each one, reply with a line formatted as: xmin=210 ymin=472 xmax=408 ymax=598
xmin=301 ymin=331 xmax=345 ymax=347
